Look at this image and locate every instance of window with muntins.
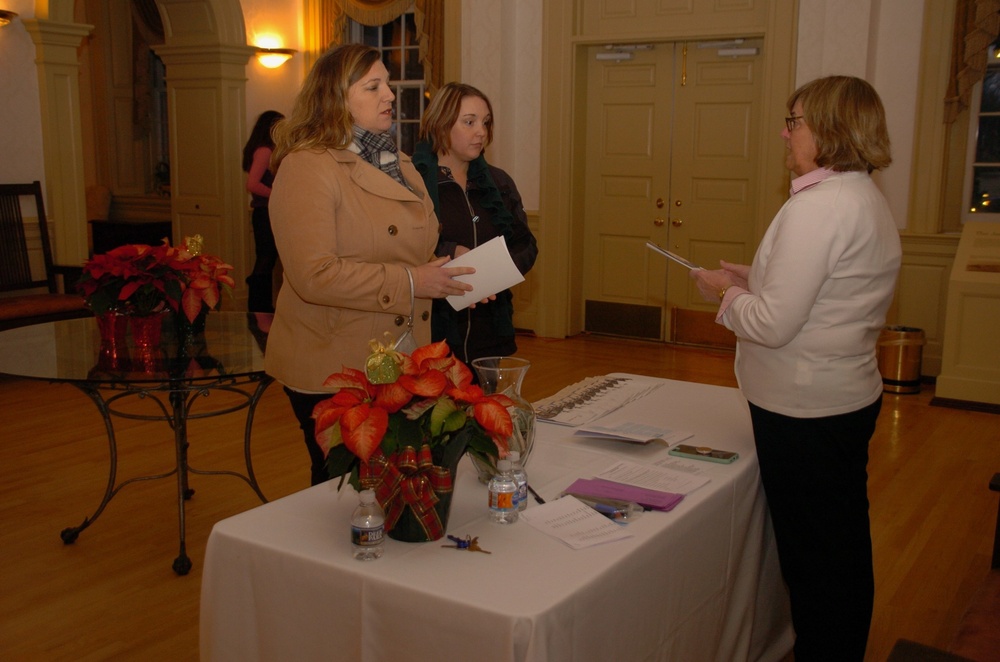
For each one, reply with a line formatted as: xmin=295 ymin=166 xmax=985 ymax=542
xmin=963 ymin=49 xmax=1000 ymax=222
xmin=349 ymin=8 xmax=426 ymax=155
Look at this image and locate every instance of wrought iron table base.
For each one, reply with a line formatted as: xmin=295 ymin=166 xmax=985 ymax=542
xmin=59 ymin=375 xmax=274 ymax=575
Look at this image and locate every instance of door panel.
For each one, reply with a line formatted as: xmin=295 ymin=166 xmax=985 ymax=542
xmin=583 ymin=45 xmax=673 ymax=339
xmin=667 ymin=42 xmax=763 ymax=313
xmin=583 ymin=39 xmax=763 ymax=341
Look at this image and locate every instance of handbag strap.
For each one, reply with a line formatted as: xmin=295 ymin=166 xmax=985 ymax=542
xmin=404 ymin=267 xmax=415 ymax=331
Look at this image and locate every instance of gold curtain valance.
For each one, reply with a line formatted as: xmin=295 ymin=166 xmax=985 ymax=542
xmin=304 ymin=0 xmax=444 ymax=97
xmin=945 ymin=0 xmax=1000 ymax=123
xmin=340 ymin=0 xmax=413 ymax=27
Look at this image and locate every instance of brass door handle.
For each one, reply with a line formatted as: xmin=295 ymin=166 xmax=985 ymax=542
xmin=654 ymin=217 xmax=666 ymax=227
xmin=672 ymin=218 xmax=683 ymax=227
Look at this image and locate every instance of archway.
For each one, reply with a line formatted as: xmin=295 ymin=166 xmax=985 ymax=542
xmin=30 ymin=0 xmax=253 ymax=290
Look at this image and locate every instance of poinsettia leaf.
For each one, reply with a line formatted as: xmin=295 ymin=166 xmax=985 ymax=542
xmin=474 ymin=399 xmax=513 ymax=439
xmin=313 ymin=397 xmax=354 ymax=453
xmin=341 ymin=404 xmax=388 ymax=464
xmin=465 ymin=426 xmax=503 ymax=465
xmin=374 ymin=381 xmax=411 ymax=413
xmin=429 ymin=398 xmax=460 ymax=437
xmin=403 ymin=397 xmax=436 ymax=421
xmin=446 ymin=359 xmax=474 ymax=388
xmin=383 ymin=414 xmax=421 ymax=455
xmin=439 ymin=425 xmax=474 ymax=471
xmin=398 ymin=370 xmax=447 ymax=397
xmin=410 ymin=340 xmax=450 ymax=366
xmin=314 ymin=416 xmax=344 ymax=456
xmin=323 ymin=368 xmax=374 ymax=395
xmin=447 ymin=383 xmax=484 ymax=405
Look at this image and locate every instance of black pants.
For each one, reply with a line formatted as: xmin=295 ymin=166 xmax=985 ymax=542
xmin=283 ymin=387 xmax=333 ymax=486
xmin=749 ymin=397 xmax=882 ymax=662
xmin=247 ymin=206 xmax=277 ymax=313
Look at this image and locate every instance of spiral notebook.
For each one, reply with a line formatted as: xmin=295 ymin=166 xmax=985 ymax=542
xmin=533 ymin=375 xmax=663 ymax=427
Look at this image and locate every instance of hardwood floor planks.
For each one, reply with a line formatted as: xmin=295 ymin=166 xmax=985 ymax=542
xmin=0 ymin=332 xmax=997 ymax=660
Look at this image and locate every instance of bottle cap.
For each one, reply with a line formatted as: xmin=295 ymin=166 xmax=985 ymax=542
xmin=497 ymin=459 xmax=512 ymax=471
xmin=508 ymin=450 xmax=520 ymax=462
xmin=359 ymin=489 xmax=376 ymax=504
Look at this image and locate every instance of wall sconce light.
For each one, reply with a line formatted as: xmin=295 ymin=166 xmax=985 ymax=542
xmin=256 ymin=47 xmax=296 ymax=69
xmin=0 ymin=10 xmax=18 ymax=27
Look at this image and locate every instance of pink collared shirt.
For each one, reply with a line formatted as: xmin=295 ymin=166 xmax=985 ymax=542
xmin=790 ymin=166 xmax=837 ymax=195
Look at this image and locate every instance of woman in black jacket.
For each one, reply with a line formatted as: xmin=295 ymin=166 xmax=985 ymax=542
xmin=413 ymin=83 xmax=538 ymax=366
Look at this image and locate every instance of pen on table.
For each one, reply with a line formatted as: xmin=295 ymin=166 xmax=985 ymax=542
xmin=527 ymin=484 xmax=545 ymax=504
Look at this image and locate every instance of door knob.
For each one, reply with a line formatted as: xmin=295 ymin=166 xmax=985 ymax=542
xmin=654 ymin=217 xmax=666 ymax=227
xmin=672 ymin=218 xmax=683 ymax=227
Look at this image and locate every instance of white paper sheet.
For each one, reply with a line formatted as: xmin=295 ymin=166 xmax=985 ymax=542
xmin=445 ymin=236 xmax=525 ymax=311
xmin=596 ymin=460 xmax=711 ymax=495
xmin=645 ymin=241 xmax=702 ymax=270
xmin=572 ymin=422 xmax=693 ymax=445
xmin=519 ymin=495 xmax=633 ymax=549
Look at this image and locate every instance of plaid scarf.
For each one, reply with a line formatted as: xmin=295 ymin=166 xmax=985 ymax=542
xmin=352 ymin=126 xmax=406 ymax=187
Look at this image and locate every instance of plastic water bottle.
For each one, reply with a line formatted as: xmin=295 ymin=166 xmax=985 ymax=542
xmin=488 ymin=459 xmax=519 ymax=524
xmin=351 ymin=489 xmax=385 ymax=560
xmin=508 ymin=450 xmax=528 ymax=512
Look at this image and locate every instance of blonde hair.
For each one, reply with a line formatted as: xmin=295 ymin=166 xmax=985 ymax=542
xmin=271 ymin=44 xmax=381 ymax=170
xmin=419 ymin=82 xmax=494 ymax=155
xmin=789 ymin=76 xmax=892 ymax=173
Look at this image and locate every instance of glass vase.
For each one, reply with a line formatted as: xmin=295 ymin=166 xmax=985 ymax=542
xmin=94 ymin=311 xmax=131 ymax=373
xmin=470 ymin=356 xmax=536 ymax=483
xmin=129 ymin=310 xmax=166 ymax=349
xmin=95 ymin=310 xmax=129 ymax=346
xmin=175 ymin=306 xmax=209 ymax=345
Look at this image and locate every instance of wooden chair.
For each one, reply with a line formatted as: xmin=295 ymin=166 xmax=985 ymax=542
xmin=0 ymin=181 xmax=90 ymax=331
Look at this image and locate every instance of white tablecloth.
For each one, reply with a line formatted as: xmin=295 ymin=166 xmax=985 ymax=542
xmin=200 ymin=376 xmax=792 ymax=661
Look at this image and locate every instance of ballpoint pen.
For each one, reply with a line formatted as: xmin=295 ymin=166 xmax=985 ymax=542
xmin=526 ymin=484 xmax=545 ymax=504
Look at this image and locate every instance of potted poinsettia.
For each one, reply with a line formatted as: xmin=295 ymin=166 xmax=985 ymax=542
xmin=171 ymin=234 xmax=235 ymax=335
xmin=313 ymin=340 xmax=514 ymax=542
xmin=78 ymin=236 xmax=234 ymax=345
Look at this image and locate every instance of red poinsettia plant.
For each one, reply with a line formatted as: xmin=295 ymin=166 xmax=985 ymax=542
xmin=172 ymin=234 xmax=236 ymax=323
xmin=314 ymin=340 xmax=515 ymax=488
xmin=78 ymin=235 xmax=234 ymax=320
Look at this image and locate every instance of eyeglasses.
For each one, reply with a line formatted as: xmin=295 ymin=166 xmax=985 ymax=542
xmin=785 ymin=115 xmax=804 ymax=132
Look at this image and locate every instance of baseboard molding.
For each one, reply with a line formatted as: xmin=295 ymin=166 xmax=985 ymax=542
xmin=930 ymin=397 xmax=1000 ymax=415
xmin=670 ymin=308 xmax=736 ymax=350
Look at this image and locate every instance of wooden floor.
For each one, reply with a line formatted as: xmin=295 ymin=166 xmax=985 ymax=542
xmin=0 ymin=332 xmax=997 ymax=661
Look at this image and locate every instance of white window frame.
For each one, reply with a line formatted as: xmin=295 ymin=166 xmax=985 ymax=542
xmin=961 ymin=47 xmax=1000 ymax=224
xmin=348 ymin=7 xmax=426 ymax=155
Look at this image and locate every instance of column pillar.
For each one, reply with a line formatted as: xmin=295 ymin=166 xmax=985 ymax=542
xmin=23 ymin=18 xmax=93 ymax=264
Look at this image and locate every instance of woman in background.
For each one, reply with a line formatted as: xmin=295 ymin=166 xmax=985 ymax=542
xmin=266 ymin=45 xmax=476 ymax=486
xmin=691 ymin=76 xmax=901 ymax=661
xmin=242 ymin=110 xmax=284 ymax=313
xmin=412 ymin=82 xmax=537 ymax=367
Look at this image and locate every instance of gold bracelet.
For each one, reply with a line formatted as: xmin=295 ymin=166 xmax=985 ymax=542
xmin=718 ymin=285 xmax=731 ymax=301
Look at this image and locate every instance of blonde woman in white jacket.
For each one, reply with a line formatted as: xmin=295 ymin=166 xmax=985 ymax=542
xmin=691 ymin=76 xmax=901 ymax=662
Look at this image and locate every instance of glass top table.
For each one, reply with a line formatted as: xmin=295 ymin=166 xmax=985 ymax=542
xmin=0 ymin=312 xmax=275 ymax=575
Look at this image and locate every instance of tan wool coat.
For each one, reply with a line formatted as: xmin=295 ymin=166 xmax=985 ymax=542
xmin=265 ymin=147 xmax=439 ymax=392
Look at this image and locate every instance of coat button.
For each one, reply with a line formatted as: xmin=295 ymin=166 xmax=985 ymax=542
xmin=382 ymin=295 xmax=390 ymax=304
xmin=394 ymin=315 xmax=404 ymax=326
xmin=387 ymin=225 xmax=398 ymax=236
xmin=421 ymin=311 xmax=429 ymax=321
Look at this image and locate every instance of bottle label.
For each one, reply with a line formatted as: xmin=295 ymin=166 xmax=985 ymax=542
xmin=489 ymin=491 xmax=515 ymax=511
xmin=352 ymin=525 xmax=384 ymax=547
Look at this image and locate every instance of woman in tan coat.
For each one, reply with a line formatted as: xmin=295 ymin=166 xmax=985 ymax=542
xmin=267 ymin=44 xmax=476 ymax=485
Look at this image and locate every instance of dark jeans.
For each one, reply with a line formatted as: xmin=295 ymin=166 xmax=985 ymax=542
xmin=283 ymin=387 xmax=333 ymax=486
xmin=247 ymin=206 xmax=277 ymax=313
xmin=749 ymin=397 xmax=882 ymax=662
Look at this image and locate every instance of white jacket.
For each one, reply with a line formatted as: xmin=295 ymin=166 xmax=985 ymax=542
xmin=724 ymin=171 xmax=901 ymax=417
